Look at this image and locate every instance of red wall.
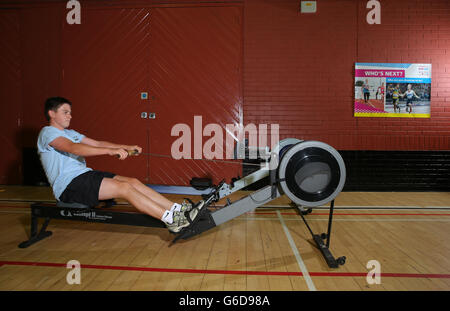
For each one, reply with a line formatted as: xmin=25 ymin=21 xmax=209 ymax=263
xmin=0 ymin=5 xmax=63 ymax=184
xmin=1 ymin=0 xmax=450 ymax=185
xmin=0 ymin=10 xmax=22 ymax=184
xmin=243 ymin=0 xmax=450 ymax=150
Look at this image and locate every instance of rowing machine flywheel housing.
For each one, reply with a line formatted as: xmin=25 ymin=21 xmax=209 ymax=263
xmin=276 ymin=139 xmax=346 ymax=207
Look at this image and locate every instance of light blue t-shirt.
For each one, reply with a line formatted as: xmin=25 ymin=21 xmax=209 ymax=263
xmin=37 ymin=126 xmax=92 ymax=200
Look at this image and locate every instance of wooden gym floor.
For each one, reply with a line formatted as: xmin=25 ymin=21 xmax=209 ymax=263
xmin=0 ymin=185 xmax=449 ymax=291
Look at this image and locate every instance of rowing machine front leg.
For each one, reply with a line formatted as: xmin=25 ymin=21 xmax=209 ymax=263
xmin=18 ymin=214 xmax=52 ymax=249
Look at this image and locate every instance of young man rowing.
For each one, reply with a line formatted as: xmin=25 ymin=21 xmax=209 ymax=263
xmin=37 ymin=97 xmax=204 ymax=233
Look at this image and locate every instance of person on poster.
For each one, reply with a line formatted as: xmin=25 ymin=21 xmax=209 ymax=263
xmin=362 ymin=79 xmax=371 ymax=104
xmin=376 ymin=82 xmax=385 ymax=101
xmin=389 ymin=84 xmax=401 ymax=113
xmin=401 ymin=84 xmax=420 ymax=113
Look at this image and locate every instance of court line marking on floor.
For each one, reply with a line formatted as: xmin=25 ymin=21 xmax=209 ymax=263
xmin=243 ymin=217 xmax=450 ymax=222
xmin=251 ymin=212 xmax=450 ymax=216
xmin=276 ymin=210 xmax=316 ymax=291
xmin=1 ymin=209 xmax=450 ymax=222
xmin=0 ymin=260 xmax=449 ymax=279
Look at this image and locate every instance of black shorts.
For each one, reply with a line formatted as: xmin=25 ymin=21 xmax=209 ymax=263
xmin=59 ymin=170 xmax=116 ymax=206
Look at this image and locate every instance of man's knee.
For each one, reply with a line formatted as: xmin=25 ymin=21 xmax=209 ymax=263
xmin=118 ymin=181 xmax=134 ymax=197
xmin=114 ymin=176 xmax=141 ymax=187
xmin=129 ymin=177 xmax=141 ymax=187
xmin=107 ymin=180 xmax=133 ymax=198
xmin=99 ymin=178 xmax=133 ymax=200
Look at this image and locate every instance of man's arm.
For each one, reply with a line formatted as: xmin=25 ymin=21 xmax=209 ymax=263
xmin=49 ymin=136 xmax=129 ymax=160
xmin=81 ymin=137 xmax=142 ymax=154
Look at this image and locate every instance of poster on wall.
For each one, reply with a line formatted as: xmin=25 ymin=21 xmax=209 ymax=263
xmin=354 ymin=63 xmax=431 ymax=118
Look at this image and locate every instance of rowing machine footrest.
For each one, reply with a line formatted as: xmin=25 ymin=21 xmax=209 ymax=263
xmin=171 ymin=209 xmax=216 ymax=244
xmin=184 ymin=198 xmax=195 ymax=205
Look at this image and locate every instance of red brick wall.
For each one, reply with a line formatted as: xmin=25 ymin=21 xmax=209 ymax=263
xmin=1 ymin=0 xmax=450 ymax=185
xmin=243 ymin=0 xmax=450 ymax=150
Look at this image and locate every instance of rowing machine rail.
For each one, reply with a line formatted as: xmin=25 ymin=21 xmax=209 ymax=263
xmin=18 ymin=202 xmax=165 ymax=248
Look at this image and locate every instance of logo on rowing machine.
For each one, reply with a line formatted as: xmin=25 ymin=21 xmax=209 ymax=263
xmin=60 ymin=209 xmax=112 ymax=221
xmin=61 ymin=210 xmax=72 ymax=217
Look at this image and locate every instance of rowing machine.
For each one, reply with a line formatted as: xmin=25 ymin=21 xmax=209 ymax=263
xmin=172 ymin=138 xmax=347 ymax=268
xmin=19 ymin=137 xmax=347 ymax=268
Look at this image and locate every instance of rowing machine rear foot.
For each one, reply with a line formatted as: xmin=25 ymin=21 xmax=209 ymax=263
xmin=337 ymin=256 xmax=346 ymax=266
xmin=302 ymin=208 xmax=312 ymax=215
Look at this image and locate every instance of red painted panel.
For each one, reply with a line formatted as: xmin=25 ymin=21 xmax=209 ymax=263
xmin=61 ymin=8 xmax=150 ymax=181
xmin=0 ymin=10 xmax=22 ymax=184
xmin=148 ymin=6 xmax=244 ymax=185
xmin=20 ymin=7 xmax=63 ymax=148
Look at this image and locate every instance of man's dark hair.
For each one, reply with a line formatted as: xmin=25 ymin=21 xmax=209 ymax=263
xmin=44 ymin=97 xmax=71 ymax=121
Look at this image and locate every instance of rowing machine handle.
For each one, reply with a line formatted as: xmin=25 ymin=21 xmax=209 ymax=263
xmin=116 ymin=149 xmax=140 ymax=158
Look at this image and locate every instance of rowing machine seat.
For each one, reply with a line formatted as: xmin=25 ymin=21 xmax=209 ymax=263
xmin=55 ymin=199 xmax=117 ymax=209
xmin=56 ymin=201 xmax=91 ymax=209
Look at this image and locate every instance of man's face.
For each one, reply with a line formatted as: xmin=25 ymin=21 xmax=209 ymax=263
xmin=50 ymin=103 xmax=72 ymax=129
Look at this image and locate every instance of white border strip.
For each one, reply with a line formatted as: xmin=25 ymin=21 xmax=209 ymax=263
xmin=276 ymin=210 xmax=316 ymax=291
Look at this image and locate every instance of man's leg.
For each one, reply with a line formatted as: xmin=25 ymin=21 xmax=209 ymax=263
xmin=98 ymin=177 xmax=166 ymax=219
xmin=112 ymin=175 xmax=174 ymax=210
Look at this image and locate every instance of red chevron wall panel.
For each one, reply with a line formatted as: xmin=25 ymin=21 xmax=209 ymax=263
xmin=61 ymin=8 xmax=151 ymax=181
xmin=60 ymin=5 xmax=243 ymax=185
xmin=147 ymin=6 xmax=244 ymax=185
xmin=0 ymin=10 xmax=22 ymax=184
